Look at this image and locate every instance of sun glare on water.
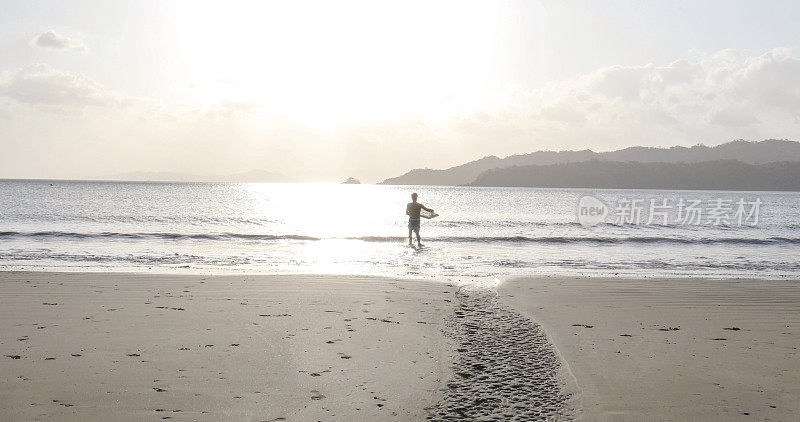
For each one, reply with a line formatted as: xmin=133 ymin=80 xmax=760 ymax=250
xmin=175 ymin=0 xmax=500 ymax=124
xmin=229 ymin=183 xmax=451 ymax=276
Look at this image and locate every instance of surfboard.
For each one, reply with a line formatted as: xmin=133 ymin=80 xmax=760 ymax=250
xmin=420 ymin=209 xmax=438 ymax=219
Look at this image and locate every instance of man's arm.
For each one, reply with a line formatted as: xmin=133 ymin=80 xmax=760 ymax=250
xmin=421 ymin=204 xmax=433 ymax=212
xmin=406 ymin=203 xmax=411 ymax=216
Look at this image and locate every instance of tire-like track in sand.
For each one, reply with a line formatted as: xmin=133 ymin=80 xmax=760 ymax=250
xmin=428 ymin=288 xmax=574 ymax=421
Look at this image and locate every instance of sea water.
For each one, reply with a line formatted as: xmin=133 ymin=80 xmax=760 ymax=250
xmin=1 ymin=180 xmax=799 ymax=281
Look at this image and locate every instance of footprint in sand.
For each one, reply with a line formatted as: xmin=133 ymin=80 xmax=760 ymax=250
xmin=304 ymin=369 xmax=331 ymax=377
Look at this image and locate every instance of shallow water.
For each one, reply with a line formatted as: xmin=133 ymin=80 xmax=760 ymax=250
xmin=1 ymin=180 xmax=799 ymax=281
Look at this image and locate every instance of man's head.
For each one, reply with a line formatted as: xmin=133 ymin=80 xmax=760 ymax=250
xmin=411 ymin=192 xmax=418 ymax=202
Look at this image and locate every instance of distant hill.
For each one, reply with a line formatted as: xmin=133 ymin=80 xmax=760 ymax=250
xmin=380 ymin=139 xmax=800 ymax=186
xmin=100 ymin=170 xmax=294 ymax=183
xmin=380 ymin=156 xmax=504 ymax=186
xmin=470 ymin=159 xmax=800 ymax=191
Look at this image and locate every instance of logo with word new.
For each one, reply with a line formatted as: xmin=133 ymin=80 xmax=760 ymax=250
xmin=577 ymin=195 xmax=608 ymax=227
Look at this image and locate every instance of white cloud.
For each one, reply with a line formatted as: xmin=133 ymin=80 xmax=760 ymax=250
xmin=1 ymin=64 xmax=112 ymax=107
xmin=539 ymin=103 xmax=586 ymax=124
xmin=32 ymin=30 xmax=89 ymax=52
xmin=708 ymin=106 xmax=761 ymax=127
xmin=205 ymin=100 xmax=262 ymax=119
xmin=732 ymin=48 xmax=800 ymax=114
xmin=468 ymin=48 xmax=798 ymax=149
xmin=1 ymin=48 xmax=797 ymax=182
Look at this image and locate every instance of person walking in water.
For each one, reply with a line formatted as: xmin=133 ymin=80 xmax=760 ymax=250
xmin=406 ymin=192 xmax=433 ymax=247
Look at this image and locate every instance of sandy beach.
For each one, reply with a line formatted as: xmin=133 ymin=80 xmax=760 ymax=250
xmin=499 ymin=277 xmax=800 ymax=421
xmin=4 ymin=0 xmax=799 ymax=419
xmin=0 ymin=272 xmax=459 ymax=421
xmin=2 ymin=272 xmax=799 ymax=421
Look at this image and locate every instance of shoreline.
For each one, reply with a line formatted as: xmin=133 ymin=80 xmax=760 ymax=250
xmin=4 ymin=268 xmax=800 ymax=286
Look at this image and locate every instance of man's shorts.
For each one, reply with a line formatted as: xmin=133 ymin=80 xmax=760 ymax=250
xmin=408 ymin=219 xmax=420 ymax=234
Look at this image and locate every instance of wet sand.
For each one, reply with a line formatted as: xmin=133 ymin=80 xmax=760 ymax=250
xmin=0 ymin=272 xmax=458 ymax=421
xmin=499 ymin=277 xmax=800 ymax=421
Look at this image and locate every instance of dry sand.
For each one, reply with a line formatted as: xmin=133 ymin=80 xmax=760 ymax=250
xmin=7 ymin=272 xmax=795 ymax=421
xmin=0 ymin=272 xmax=458 ymax=421
xmin=499 ymin=277 xmax=800 ymax=421
xmin=0 ymin=272 xmax=577 ymax=421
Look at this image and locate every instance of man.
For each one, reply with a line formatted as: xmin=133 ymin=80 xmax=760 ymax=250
xmin=406 ymin=192 xmax=433 ymax=247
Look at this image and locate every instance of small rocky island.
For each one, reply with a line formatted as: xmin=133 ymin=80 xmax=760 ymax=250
xmin=341 ymin=177 xmax=361 ymax=184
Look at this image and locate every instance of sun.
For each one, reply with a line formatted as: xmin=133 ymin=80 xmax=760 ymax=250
xmin=174 ymin=0 xmax=500 ymax=125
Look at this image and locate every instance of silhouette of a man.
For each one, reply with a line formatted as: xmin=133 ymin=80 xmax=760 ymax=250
xmin=406 ymin=192 xmax=433 ymax=247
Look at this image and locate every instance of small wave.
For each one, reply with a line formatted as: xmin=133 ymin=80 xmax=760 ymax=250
xmin=0 ymin=214 xmax=280 ymax=226
xmin=1 ymin=230 xmax=797 ymax=246
xmin=434 ymin=220 xmax=585 ymax=228
xmin=396 ymin=235 xmax=800 ymax=245
xmin=0 ymin=250 xmax=254 ymax=266
xmin=346 ymin=236 xmax=406 ymax=242
xmin=0 ymin=231 xmax=319 ymax=242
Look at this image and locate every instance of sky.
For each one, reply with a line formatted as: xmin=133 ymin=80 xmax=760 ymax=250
xmin=1 ymin=0 xmax=799 ymax=182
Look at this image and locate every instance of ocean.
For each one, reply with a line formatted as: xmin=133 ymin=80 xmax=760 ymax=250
xmin=1 ymin=180 xmax=798 ymax=282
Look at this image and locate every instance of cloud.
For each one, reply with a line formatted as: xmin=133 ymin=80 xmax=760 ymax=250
xmin=708 ymin=106 xmax=760 ymax=127
xmin=636 ymin=108 xmax=678 ymax=125
xmin=216 ymin=99 xmax=262 ymax=114
xmin=186 ymin=99 xmax=264 ymax=120
xmin=732 ymin=48 xmax=800 ymax=114
xmin=580 ymin=59 xmax=702 ymax=104
xmin=439 ymin=47 xmax=800 ymax=161
xmin=1 ymin=47 xmax=797 ymax=183
xmin=507 ymin=48 xmax=798 ymax=133
xmin=1 ymin=64 xmax=112 ymax=107
xmin=585 ymin=65 xmax=655 ymax=101
xmin=539 ymin=103 xmax=586 ymax=124
xmin=32 ymin=30 xmax=89 ymax=52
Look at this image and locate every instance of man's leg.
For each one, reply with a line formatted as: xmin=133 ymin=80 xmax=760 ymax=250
xmin=416 ymin=230 xmax=422 ymax=246
xmin=408 ymin=229 xmax=413 ymax=245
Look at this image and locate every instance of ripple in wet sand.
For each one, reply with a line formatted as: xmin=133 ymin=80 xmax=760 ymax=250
xmin=428 ymin=289 xmax=575 ymax=421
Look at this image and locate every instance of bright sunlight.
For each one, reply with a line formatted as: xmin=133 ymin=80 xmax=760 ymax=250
xmin=174 ymin=0 xmax=501 ymax=124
